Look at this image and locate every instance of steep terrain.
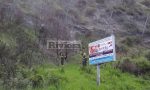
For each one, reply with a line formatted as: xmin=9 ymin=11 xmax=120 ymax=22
xmin=1 ymin=0 xmax=150 ymax=46
xmin=0 ymin=0 xmax=150 ymax=90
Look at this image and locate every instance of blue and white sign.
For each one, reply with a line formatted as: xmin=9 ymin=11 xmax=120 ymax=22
xmin=89 ymin=35 xmax=116 ymax=65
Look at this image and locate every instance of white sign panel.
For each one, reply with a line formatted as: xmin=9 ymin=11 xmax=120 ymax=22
xmin=89 ymin=35 xmax=116 ymax=65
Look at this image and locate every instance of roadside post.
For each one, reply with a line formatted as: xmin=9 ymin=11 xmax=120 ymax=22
xmin=88 ymin=35 xmax=116 ymax=86
xmin=97 ymin=64 xmax=100 ymax=85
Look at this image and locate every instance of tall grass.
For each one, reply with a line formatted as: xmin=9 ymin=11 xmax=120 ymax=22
xmin=0 ymin=56 xmax=149 ymax=90
xmin=24 ymin=64 xmax=150 ymax=90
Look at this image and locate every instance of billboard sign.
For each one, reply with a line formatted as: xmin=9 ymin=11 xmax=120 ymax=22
xmin=89 ymin=35 xmax=116 ymax=65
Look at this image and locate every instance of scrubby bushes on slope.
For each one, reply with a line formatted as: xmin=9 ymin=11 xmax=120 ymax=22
xmin=118 ymin=58 xmax=138 ymax=75
xmin=117 ymin=57 xmax=150 ymax=77
xmin=145 ymin=51 xmax=150 ymax=61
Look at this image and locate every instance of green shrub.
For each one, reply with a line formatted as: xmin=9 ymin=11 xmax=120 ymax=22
xmin=14 ymin=78 xmax=30 ymax=89
xmin=142 ymin=73 xmax=150 ymax=80
xmin=124 ymin=37 xmax=133 ymax=46
xmin=145 ymin=51 xmax=150 ymax=61
xmin=0 ymin=40 xmax=10 ymax=58
xmin=116 ymin=44 xmax=129 ymax=56
xmin=60 ymin=67 xmax=65 ymax=73
xmin=136 ymin=59 xmax=150 ymax=74
xmin=121 ymin=36 xmax=141 ymax=47
xmin=118 ymin=58 xmax=138 ymax=74
xmin=30 ymin=74 xmax=44 ymax=88
xmin=47 ymin=75 xmax=60 ymax=87
xmin=80 ymin=66 xmax=94 ymax=75
xmin=46 ymin=73 xmax=68 ymax=89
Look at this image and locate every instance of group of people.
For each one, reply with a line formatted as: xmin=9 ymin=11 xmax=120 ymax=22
xmin=59 ymin=52 xmax=88 ymax=67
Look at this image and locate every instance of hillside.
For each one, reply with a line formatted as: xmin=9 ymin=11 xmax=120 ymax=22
xmin=1 ymin=62 xmax=149 ymax=90
xmin=8 ymin=64 xmax=149 ymax=90
xmin=0 ymin=0 xmax=150 ymax=90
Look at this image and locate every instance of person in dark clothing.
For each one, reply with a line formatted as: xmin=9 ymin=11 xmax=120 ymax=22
xmin=82 ymin=52 xmax=87 ymax=67
xmin=60 ymin=53 xmax=66 ymax=66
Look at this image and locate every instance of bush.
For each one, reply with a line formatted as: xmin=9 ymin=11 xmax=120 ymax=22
xmin=0 ymin=41 xmax=17 ymax=88
xmin=80 ymin=66 xmax=94 ymax=75
xmin=130 ymin=48 xmax=141 ymax=58
xmin=30 ymin=74 xmax=44 ymax=88
xmin=142 ymin=72 xmax=150 ymax=80
xmin=124 ymin=37 xmax=133 ymax=46
xmin=145 ymin=51 xmax=150 ymax=61
xmin=14 ymin=78 xmax=30 ymax=89
xmin=47 ymin=75 xmax=60 ymax=87
xmin=46 ymin=73 xmax=68 ymax=89
xmin=118 ymin=57 xmax=150 ymax=76
xmin=121 ymin=36 xmax=141 ymax=47
xmin=116 ymin=44 xmax=129 ymax=56
xmin=12 ymin=65 xmax=31 ymax=89
xmin=136 ymin=59 xmax=150 ymax=74
xmin=0 ymin=40 xmax=10 ymax=58
xmin=118 ymin=58 xmax=138 ymax=74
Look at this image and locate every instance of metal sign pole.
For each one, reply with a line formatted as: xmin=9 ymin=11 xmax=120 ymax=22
xmin=97 ymin=64 xmax=100 ymax=86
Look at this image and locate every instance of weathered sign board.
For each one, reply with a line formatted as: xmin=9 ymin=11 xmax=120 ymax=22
xmin=88 ymin=35 xmax=116 ymax=85
xmin=89 ymin=35 xmax=116 ymax=65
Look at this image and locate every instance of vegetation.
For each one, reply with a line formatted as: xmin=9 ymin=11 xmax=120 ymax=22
xmin=1 ymin=63 xmax=149 ymax=90
xmin=141 ymin=0 xmax=150 ymax=8
xmin=0 ymin=0 xmax=150 ymax=90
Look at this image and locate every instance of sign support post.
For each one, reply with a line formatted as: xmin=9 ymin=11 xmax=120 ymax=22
xmin=89 ymin=35 xmax=116 ymax=86
xmin=97 ymin=64 xmax=100 ymax=86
